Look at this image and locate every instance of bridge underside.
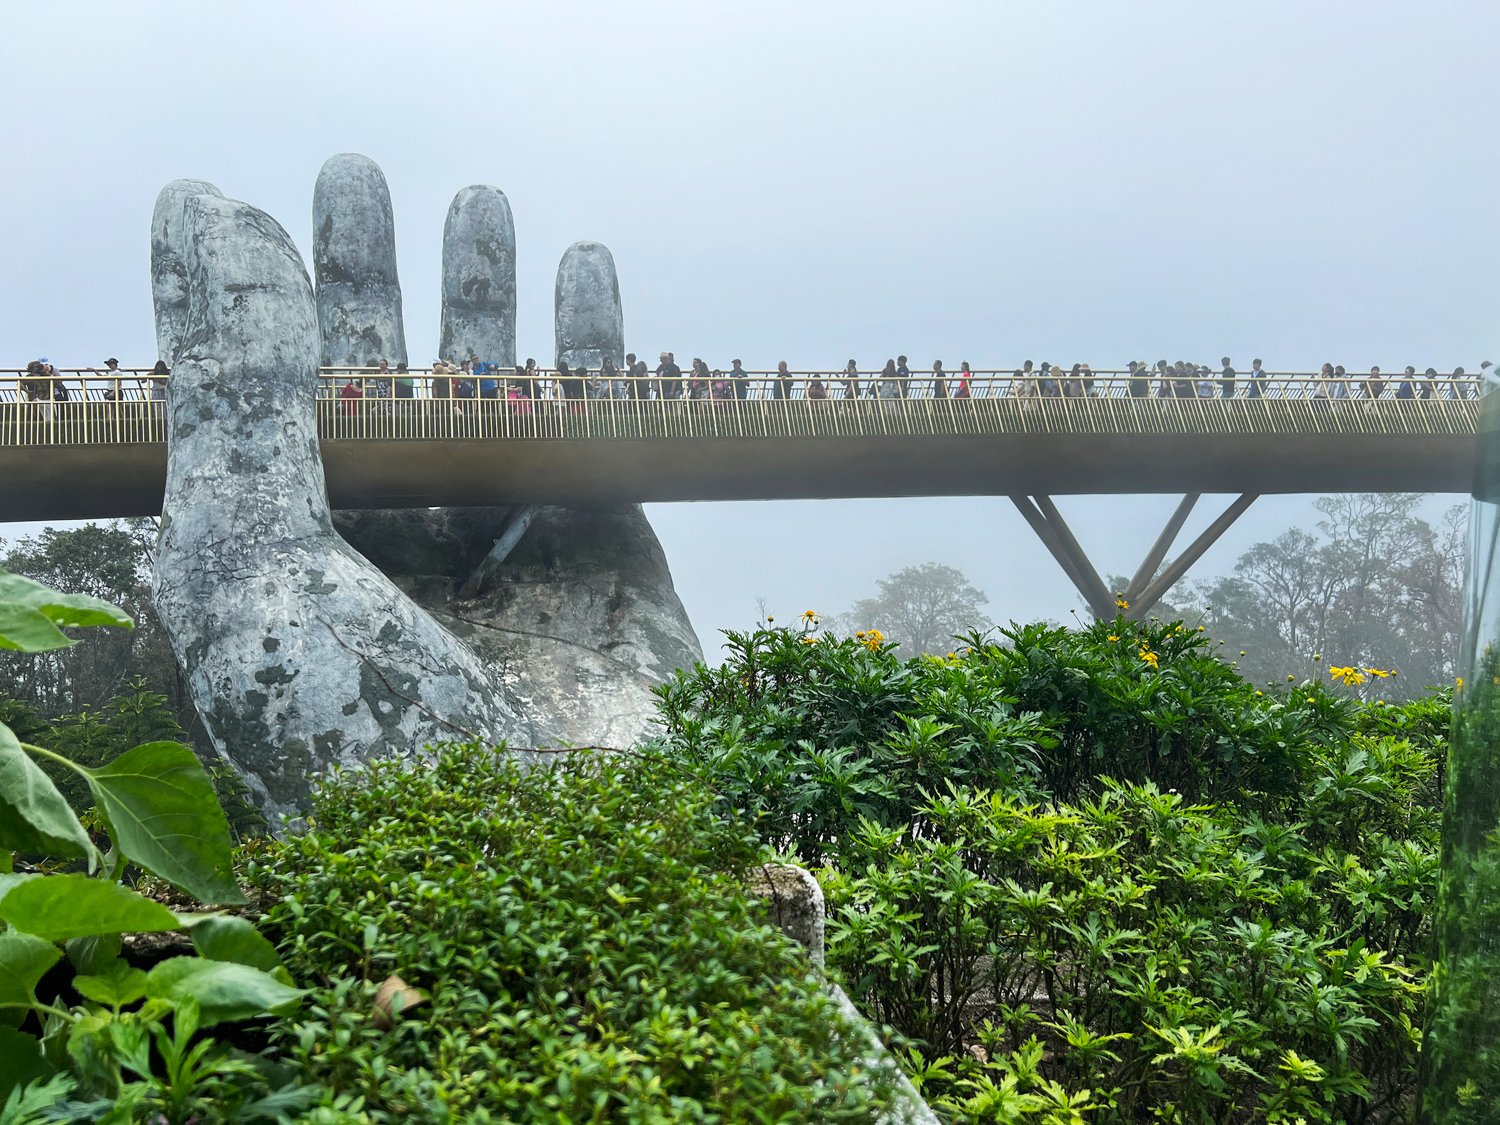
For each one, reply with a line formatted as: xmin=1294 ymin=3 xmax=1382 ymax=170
xmin=6 ymin=430 xmax=1471 ymax=622
xmin=1 ymin=430 xmax=1474 ymax=523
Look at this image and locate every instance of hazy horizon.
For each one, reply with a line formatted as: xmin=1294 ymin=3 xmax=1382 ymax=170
xmin=4 ymin=1 xmax=1493 ymax=658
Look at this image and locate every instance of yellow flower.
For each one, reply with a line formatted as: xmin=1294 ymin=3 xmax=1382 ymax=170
xmin=1115 ymin=597 xmax=1130 ymax=610
xmin=801 ymin=609 xmax=818 ymax=620
xmin=1139 ymin=649 xmax=1159 ymax=669
xmin=801 ymin=636 xmax=818 ymax=645
xmin=766 ymin=615 xmax=774 ymax=623
xmin=1307 ymin=697 xmax=1316 ymax=704
xmin=1456 ymin=676 xmax=1464 ymax=691
xmin=855 ymin=630 xmax=866 ymax=639
xmin=1329 ymin=666 xmax=1366 ymax=686
xmin=1106 ymin=634 xmax=1119 ymax=643
xmin=862 ymin=629 xmax=885 ymax=652
xmin=1287 ymin=675 xmax=1296 ymax=682
xmin=1255 ymin=690 xmax=1263 ymax=696
xmin=1365 ymin=667 xmax=1393 ymax=678
xmin=1197 ymin=626 xmax=1205 ymax=632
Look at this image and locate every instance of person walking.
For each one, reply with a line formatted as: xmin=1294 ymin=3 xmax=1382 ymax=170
xmin=773 ymin=360 xmax=794 ymax=400
xmin=1247 ymin=358 xmax=1266 ymax=399
xmin=931 ymin=360 xmax=948 ymax=399
xmin=842 ymin=359 xmax=860 ymax=402
xmin=1219 ymin=357 xmax=1236 ymax=398
xmin=1394 ymin=365 xmax=1417 ymax=399
xmin=953 ymin=361 xmax=972 ymax=399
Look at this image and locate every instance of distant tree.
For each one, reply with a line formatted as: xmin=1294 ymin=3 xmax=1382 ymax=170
xmin=1178 ymin=495 xmax=1464 ymax=696
xmin=0 ymin=520 xmax=193 ymax=726
xmin=837 ymin=562 xmax=990 ymax=656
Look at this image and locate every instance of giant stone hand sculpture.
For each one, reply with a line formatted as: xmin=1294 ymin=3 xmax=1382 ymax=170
xmin=150 ymin=156 xmax=701 ymax=822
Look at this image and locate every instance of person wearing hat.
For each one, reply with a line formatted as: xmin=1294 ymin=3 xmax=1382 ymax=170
xmin=655 ymin=351 xmax=682 ymax=400
xmin=730 ymin=358 xmax=749 ymax=401
xmin=91 ymin=357 xmax=123 ymax=404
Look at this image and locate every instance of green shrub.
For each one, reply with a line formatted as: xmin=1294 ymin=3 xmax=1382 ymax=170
xmin=654 ymin=617 xmax=1446 ymax=1122
xmin=0 ymin=568 xmax=306 ymax=1123
xmin=252 ymin=746 xmax=899 ymax=1123
xmin=6 ymin=677 xmax=267 ymax=843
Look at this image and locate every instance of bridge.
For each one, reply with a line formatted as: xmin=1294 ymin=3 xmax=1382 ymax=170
xmin=3 ymin=367 xmax=1481 ymax=619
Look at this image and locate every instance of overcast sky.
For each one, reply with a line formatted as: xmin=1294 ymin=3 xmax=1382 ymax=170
xmin=3 ymin=1 xmax=1494 ymax=658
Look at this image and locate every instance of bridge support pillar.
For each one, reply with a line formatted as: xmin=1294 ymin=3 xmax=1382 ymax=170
xmin=1011 ymin=493 xmax=1258 ymax=622
xmin=457 ymin=504 xmax=540 ymax=600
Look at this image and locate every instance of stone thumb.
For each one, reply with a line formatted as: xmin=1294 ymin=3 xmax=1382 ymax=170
xmin=153 ymin=190 xmax=530 ymax=823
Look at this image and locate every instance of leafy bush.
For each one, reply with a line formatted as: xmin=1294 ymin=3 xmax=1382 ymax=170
xmin=3 ymin=677 xmax=266 ymax=843
xmin=0 ymin=568 xmax=306 ymax=1123
xmin=252 ymin=746 xmax=899 ymax=1123
xmin=654 ymin=616 xmax=1447 ymax=1122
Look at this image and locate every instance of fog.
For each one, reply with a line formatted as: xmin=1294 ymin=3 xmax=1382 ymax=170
xmin=3 ymin=1 xmax=1493 ymax=657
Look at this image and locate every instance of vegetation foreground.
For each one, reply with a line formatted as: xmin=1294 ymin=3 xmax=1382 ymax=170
xmin=1 ymin=575 xmax=1452 ymax=1121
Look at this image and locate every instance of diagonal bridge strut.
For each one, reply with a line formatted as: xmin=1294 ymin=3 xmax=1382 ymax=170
xmin=1008 ymin=493 xmax=1258 ymax=621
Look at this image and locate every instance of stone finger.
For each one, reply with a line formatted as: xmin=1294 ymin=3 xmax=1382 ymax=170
xmin=151 ymin=178 xmax=224 ymax=364
xmin=313 ymin=152 xmax=407 ymax=368
xmin=440 ymin=185 xmax=516 ymax=366
xmin=554 ymin=240 xmax=623 ymax=373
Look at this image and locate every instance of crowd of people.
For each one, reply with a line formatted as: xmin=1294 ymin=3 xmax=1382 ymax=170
xmin=14 ymin=358 xmax=170 ymax=419
xmin=345 ymin=353 xmax=1491 ymax=403
xmin=10 ymin=355 xmax=1496 ymax=413
xmin=1097 ymin=358 xmax=1492 ymax=401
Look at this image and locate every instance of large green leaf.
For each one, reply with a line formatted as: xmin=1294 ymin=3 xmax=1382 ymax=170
xmin=0 ymin=724 xmax=92 ymax=859
xmin=0 ymin=873 xmax=39 ymax=901
xmin=189 ymin=914 xmax=287 ymax=977
xmin=73 ymin=959 xmax=149 ymax=1009
xmin=0 ymin=931 xmax=62 ymax=1029
xmin=144 ymin=957 xmax=305 ymax=1027
xmin=0 ymin=570 xmax=133 ymax=653
xmin=0 ymin=1027 xmax=52 ymax=1104
xmin=0 ymin=875 xmax=179 ymax=942
xmin=65 ymin=931 xmax=123 ymax=976
xmin=83 ymin=742 xmax=245 ymax=906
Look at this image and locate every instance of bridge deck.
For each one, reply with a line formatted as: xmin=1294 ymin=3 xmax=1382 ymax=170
xmin=1 ymin=372 xmax=1481 ymax=521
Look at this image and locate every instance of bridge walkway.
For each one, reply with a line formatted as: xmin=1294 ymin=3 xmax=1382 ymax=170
xmin=3 ymin=368 xmax=1482 ymax=619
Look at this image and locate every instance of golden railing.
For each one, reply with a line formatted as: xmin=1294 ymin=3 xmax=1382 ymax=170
xmin=1 ymin=368 xmax=1482 ymax=447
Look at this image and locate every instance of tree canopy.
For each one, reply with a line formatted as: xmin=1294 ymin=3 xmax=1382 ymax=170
xmin=1178 ymin=495 xmax=1464 ymax=695
xmin=836 ymin=561 xmax=990 ymax=656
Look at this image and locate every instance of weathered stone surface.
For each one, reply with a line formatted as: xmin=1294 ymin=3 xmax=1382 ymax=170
xmin=150 ymin=178 xmax=223 ymax=364
xmin=439 ymin=186 xmax=516 ymax=366
xmin=554 ymin=241 xmax=623 ymax=372
xmin=334 ymin=504 xmax=703 ymax=748
xmin=153 ymin=191 xmax=532 ymax=823
xmin=747 ymin=864 xmax=826 ymax=966
xmin=313 ymin=153 xmax=407 ymax=367
xmin=745 ymin=865 xmax=939 ymax=1123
